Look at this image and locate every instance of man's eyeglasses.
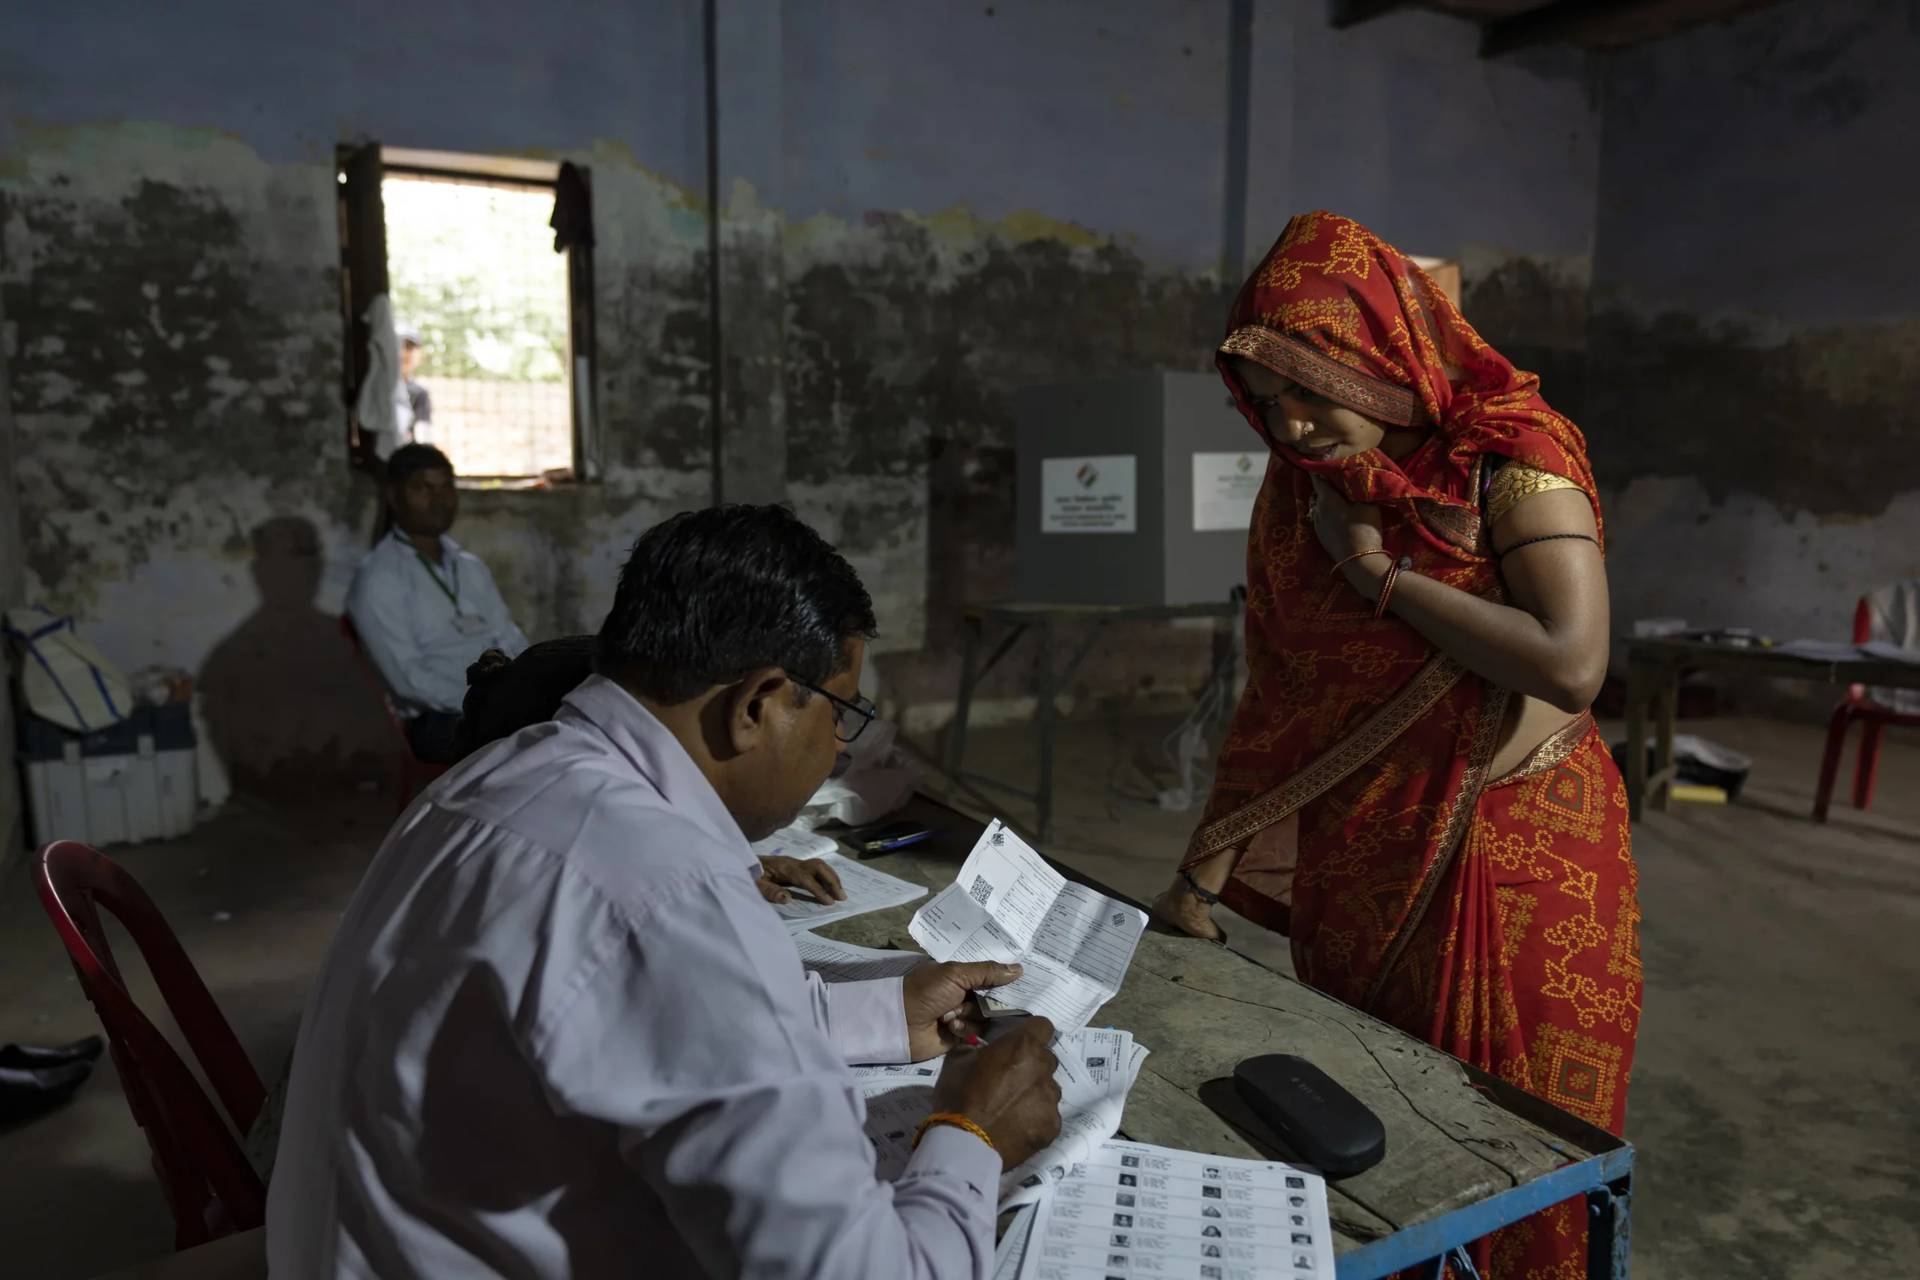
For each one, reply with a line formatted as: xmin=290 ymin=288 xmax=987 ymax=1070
xmin=797 ymin=681 xmax=878 ymax=744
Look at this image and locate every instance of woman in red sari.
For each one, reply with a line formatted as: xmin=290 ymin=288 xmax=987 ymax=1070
xmin=1152 ymin=213 xmax=1641 ymax=1277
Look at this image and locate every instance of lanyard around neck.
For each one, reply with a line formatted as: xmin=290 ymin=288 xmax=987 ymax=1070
xmin=408 ymin=542 xmax=460 ymax=611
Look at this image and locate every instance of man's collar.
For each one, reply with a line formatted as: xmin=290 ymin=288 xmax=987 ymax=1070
xmin=558 ymin=675 xmax=757 ymax=867
xmin=388 ymin=529 xmax=461 ymax=558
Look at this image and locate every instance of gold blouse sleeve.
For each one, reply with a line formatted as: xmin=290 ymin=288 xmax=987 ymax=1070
xmin=1485 ymin=462 xmax=1584 ymax=527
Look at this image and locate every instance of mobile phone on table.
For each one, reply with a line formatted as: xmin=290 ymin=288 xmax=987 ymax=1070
xmin=851 ymin=820 xmax=932 ymax=857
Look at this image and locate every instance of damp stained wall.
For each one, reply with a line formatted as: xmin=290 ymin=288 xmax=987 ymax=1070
xmin=0 ymin=0 xmax=1605 ymax=792
xmin=762 ymin=0 xmax=1605 ymax=711
xmin=1589 ymin=0 xmax=1920 ymax=675
xmin=0 ymin=283 xmax=21 ymax=857
xmin=0 ymin=1 xmax=715 ymax=792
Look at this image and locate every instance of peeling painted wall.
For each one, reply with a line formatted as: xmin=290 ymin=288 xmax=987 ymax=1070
xmin=1590 ymin=0 xmax=1920 ymax=690
xmin=0 ymin=0 xmax=716 ymax=789
xmin=0 ymin=0 xmax=1609 ymax=789
xmin=767 ymin=0 xmax=1606 ymax=714
xmin=0 ymin=130 xmax=713 ymax=787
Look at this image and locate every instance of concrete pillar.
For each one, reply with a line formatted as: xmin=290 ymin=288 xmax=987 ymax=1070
xmin=713 ymin=0 xmax=789 ymax=507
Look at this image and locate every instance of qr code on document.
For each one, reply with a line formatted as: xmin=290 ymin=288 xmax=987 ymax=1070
xmin=968 ymin=875 xmax=993 ymax=906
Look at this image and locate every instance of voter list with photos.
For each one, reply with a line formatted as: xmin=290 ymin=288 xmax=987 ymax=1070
xmin=1010 ymin=1141 xmax=1338 ymax=1280
xmin=908 ymin=820 xmax=1148 ymax=1034
xmin=856 ymin=1026 xmax=1149 ymax=1207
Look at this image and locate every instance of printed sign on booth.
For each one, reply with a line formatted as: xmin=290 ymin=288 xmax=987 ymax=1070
xmin=1041 ymin=455 xmax=1137 ymax=534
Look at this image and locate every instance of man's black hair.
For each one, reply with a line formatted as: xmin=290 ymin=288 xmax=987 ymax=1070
xmin=598 ymin=505 xmax=877 ymax=705
xmin=386 ymin=443 xmax=454 ymax=490
xmin=372 ymin=444 xmax=455 ymax=543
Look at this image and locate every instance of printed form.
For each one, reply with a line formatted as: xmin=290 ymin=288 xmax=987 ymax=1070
xmin=908 ymin=820 xmax=1147 ymax=1033
xmin=856 ymin=1027 xmax=1149 ymax=1207
xmin=993 ymin=1205 xmax=1039 ymax=1280
xmin=790 ymin=931 xmax=926 ymax=982
xmin=1018 ymin=1140 xmax=1338 ymax=1280
xmin=767 ymin=852 xmax=927 ymax=934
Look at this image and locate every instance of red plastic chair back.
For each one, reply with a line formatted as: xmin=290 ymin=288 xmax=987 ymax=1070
xmin=1814 ymin=594 xmax=1920 ymax=820
xmin=339 ymin=614 xmax=450 ymax=810
xmin=34 ymin=841 xmax=266 ymax=1248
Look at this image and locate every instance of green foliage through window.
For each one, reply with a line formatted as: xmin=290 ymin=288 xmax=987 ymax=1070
xmin=383 ymin=175 xmax=568 ymax=385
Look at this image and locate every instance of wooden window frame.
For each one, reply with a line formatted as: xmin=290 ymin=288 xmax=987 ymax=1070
xmin=336 ymin=143 xmax=600 ymax=485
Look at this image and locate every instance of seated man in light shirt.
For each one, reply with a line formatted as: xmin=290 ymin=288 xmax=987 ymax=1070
xmin=269 ymin=503 xmax=1064 ymax=1279
xmin=346 ymin=443 xmax=528 ymax=762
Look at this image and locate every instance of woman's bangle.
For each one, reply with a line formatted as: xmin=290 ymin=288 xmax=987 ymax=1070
xmin=914 ymin=1111 xmax=995 ymax=1151
xmin=1374 ymin=556 xmax=1411 ymax=620
xmin=1328 ymin=549 xmax=1392 ymax=577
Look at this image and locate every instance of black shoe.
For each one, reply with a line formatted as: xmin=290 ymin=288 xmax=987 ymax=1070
xmin=0 ymin=1036 xmax=106 ymax=1070
xmin=0 ymin=1059 xmax=94 ymax=1124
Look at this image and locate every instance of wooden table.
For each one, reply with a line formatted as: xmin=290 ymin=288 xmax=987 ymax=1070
xmin=111 ymin=795 xmax=1630 ymax=1279
xmin=945 ymin=600 xmax=1241 ymax=842
xmin=828 ymin=795 xmax=1635 ymax=1278
xmin=1622 ymin=637 xmax=1920 ymax=820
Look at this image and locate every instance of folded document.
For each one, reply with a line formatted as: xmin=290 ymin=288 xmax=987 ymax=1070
xmin=908 ymin=820 xmax=1146 ymax=1035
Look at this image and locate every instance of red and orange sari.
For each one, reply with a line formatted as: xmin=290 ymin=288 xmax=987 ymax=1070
xmin=1185 ymin=213 xmax=1642 ymax=1277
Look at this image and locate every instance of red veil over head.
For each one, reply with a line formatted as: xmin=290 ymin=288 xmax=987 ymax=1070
xmin=1217 ymin=211 xmax=1600 ymax=553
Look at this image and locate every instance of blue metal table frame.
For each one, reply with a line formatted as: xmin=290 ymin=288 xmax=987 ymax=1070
xmin=1326 ymin=1062 xmax=1635 ymax=1279
xmin=1335 ymin=1148 xmax=1633 ymax=1279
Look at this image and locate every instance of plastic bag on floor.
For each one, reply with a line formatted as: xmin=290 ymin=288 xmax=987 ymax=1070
xmin=5 ymin=606 xmax=133 ymax=733
xmin=1609 ymin=733 xmax=1753 ymax=800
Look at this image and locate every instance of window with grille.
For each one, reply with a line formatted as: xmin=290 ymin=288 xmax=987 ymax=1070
xmin=337 ymin=146 xmax=599 ymax=486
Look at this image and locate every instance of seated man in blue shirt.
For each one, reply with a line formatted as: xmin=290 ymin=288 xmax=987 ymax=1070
xmin=271 ymin=504 xmax=1062 ymax=1278
xmin=346 ymin=444 xmax=528 ymax=762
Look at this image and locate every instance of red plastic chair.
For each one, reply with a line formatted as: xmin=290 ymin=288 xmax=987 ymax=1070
xmin=340 ymin=615 xmax=450 ymax=813
xmin=1813 ymin=597 xmax=1920 ymax=821
xmin=35 ymin=840 xmax=266 ymax=1249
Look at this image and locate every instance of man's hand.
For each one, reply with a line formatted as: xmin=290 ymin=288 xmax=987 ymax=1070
xmin=902 ymin=960 xmax=1023 ymax=1061
xmin=756 ymin=855 xmax=845 ymax=906
xmin=931 ymin=1017 xmax=1063 ymax=1168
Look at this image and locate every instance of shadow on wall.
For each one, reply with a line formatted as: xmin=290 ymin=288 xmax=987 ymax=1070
xmin=198 ymin=517 xmax=391 ymax=796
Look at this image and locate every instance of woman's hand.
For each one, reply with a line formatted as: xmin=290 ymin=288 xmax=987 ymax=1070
xmin=1310 ymin=476 xmax=1385 ymax=563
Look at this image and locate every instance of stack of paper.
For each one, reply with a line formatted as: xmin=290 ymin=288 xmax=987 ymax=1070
xmin=791 ymin=931 xmax=926 ymax=982
xmin=1008 ymin=1140 xmax=1338 ymax=1279
xmin=992 ymin=1205 xmax=1039 ymax=1280
xmin=908 ymin=820 xmax=1147 ymax=1034
xmin=1775 ymin=640 xmax=1875 ymax=663
xmin=999 ymin=1029 xmax=1150 ymax=1207
xmin=1775 ymin=640 xmax=1920 ymax=665
xmin=752 ymin=824 xmax=842 ymax=861
xmin=854 ymin=1027 xmax=1150 ymax=1207
xmin=1860 ymin=640 xmax=1920 ymax=665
